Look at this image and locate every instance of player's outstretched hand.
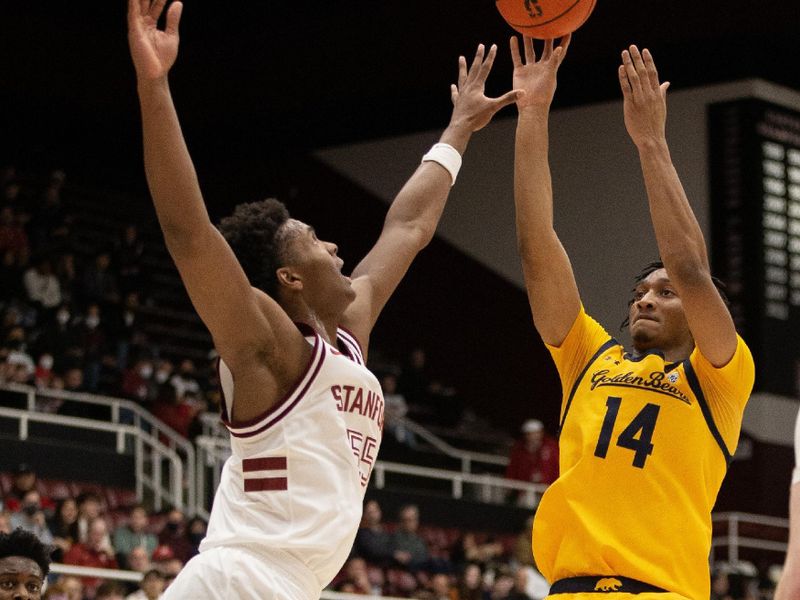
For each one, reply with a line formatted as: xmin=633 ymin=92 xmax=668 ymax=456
xmin=510 ymin=35 xmax=571 ymax=111
xmin=619 ymin=45 xmax=670 ymax=148
xmin=128 ymin=0 xmax=184 ymax=82
xmin=449 ymin=43 xmax=522 ymax=133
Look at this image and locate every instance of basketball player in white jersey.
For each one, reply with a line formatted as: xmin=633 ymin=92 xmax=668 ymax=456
xmin=775 ymin=408 xmax=800 ymax=600
xmin=127 ymin=1 xmax=520 ymax=597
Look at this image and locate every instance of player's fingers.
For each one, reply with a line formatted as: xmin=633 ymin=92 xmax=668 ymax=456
xmin=477 ymin=44 xmax=498 ymax=82
xmin=542 ymin=38 xmax=554 ymax=60
xmin=510 ymin=36 xmax=523 ymax=69
xmin=660 ymin=81 xmax=670 ymax=100
xmin=621 ymin=50 xmax=642 ymax=95
xmin=165 ymin=1 xmax=183 ymax=35
xmin=150 ymin=0 xmax=168 ymax=21
xmin=629 ymin=45 xmax=647 ymax=80
xmin=128 ymin=0 xmax=143 ymax=28
xmin=450 ymin=84 xmax=459 ymax=106
xmin=558 ymin=33 xmax=572 ymax=61
xmin=524 ymin=36 xmax=535 ymax=64
xmin=642 ymin=48 xmax=660 ymax=90
xmin=457 ymin=56 xmax=468 ymax=89
xmin=467 ymin=44 xmax=486 ymax=81
xmin=618 ymin=65 xmax=632 ymax=98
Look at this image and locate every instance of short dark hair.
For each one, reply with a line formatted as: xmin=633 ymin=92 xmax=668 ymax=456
xmin=218 ymin=199 xmax=291 ymax=297
xmin=0 ymin=528 xmax=52 ymax=577
xmin=620 ymin=260 xmax=730 ymax=330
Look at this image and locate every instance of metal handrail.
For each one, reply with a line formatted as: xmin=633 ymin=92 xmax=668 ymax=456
xmin=0 ymin=383 xmax=197 ymax=514
xmin=0 ymin=406 xmax=184 ymax=512
xmin=198 ymin=411 xmax=509 ymax=474
xmin=710 ymin=511 xmax=790 ymax=563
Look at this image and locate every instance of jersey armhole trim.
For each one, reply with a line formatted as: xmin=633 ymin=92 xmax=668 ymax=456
xmin=558 ymin=338 xmax=618 ymax=435
xmin=682 ymin=358 xmax=733 ymax=466
xmin=222 ymin=334 xmax=326 ymax=437
xmin=337 ymin=326 xmax=365 ymax=365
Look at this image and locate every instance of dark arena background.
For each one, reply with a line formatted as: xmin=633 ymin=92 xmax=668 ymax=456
xmin=2 ymin=2 xmax=800 ymax=599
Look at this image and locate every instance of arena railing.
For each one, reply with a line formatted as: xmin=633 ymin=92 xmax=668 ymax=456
xmin=198 ymin=412 xmax=509 ymax=474
xmin=0 ymin=383 xmax=197 ymax=515
xmin=194 ymin=435 xmax=545 ymax=508
xmin=711 ymin=511 xmax=789 ymax=564
xmin=0 ymin=405 xmax=184 ymax=512
xmin=48 ymin=563 xmax=406 ymax=599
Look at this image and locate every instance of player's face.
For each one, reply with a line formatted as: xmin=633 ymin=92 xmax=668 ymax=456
xmin=280 ymin=220 xmax=355 ymax=312
xmin=628 ymin=268 xmax=693 ymax=354
xmin=0 ymin=557 xmax=44 ymax=600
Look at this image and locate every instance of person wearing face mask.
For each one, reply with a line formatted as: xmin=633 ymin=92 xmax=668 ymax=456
xmin=121 ymin=358 xmax=156 ymax=404
xmin=9 ymin=491 xmax=54 ymax=546
xmin=33 ymin=353 xmax=54 ymax=389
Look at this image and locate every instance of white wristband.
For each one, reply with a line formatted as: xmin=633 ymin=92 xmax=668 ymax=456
xmin=421 ymin=142 xmax=462 ymax=186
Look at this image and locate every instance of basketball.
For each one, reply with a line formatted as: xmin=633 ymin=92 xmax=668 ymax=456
xmin=495 ymin=0 xmax=596 ymax=39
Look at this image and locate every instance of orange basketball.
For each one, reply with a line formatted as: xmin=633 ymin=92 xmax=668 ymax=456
xmin=496 ymin=0 xmax=596 ymax=39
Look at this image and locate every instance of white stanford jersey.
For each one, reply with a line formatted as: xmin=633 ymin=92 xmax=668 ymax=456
xmin=200 ymin=324 xmax=384 ymax=594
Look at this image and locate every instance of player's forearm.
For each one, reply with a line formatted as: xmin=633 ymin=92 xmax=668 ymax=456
xmin=137 ymin=78 xmax=212 ymax=244
xmin=638 ymin=139 xmax=710 ymax=280
xmin=382 ymin=120 xmax=473 ymax=249
xmin=514 ymin=110 xmax=557 ymax=265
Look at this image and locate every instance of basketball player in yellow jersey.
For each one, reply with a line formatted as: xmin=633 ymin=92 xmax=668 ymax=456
xmin=510 ymin=36 xmax=755 ymax=599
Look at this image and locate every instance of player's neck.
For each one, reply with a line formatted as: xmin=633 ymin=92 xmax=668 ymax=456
xmin=631 ymin=340 xmax=693 ymax=363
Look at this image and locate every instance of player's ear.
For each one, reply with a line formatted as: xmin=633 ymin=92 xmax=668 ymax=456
xmin=276 ymin=266 xmax=303 ymax=291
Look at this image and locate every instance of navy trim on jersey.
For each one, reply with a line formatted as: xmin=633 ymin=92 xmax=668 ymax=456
xmin=623 ymin=348 xmax=665 ymax=362
xmin=559 ymin=338 xmax=619 ymax=435
xmin=550 ymin=575 xmax=667 ymax=594
xmin=682 ymin=358 xmax=733 ymax=466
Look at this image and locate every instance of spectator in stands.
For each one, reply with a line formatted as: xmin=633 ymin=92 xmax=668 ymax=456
xmin=54 ymin=253 xmax=78 ymax=307
xmin=63 ymin=517 xmax=118 ymax=598
xmin=451 ymin=532 xmax=504 ymax=572
xmin=513 ymin=566 xmax=549 ymax=600
xmin=150 ymin=383 xmax=197 ymax=440
xmin=183 ymin=517 xmax=206 ymax=559
xmin=156 ymin=510 xmax=191 ymax=563
xmin=485 ymin=565 xmax=517 ymax=600
xmin=113 ymin=225 xmax=145 ymax=298
xmin=81 ymin=252 xmax=120 ymax=308
xmin=0 ymin=527 xmax=52 ymax=600
xmin=48 ymin=497 xmax=79 ymax=562
xmin=126 ymin=546 xmax=151 ymax=574
xmin=95 ymin=581 xmax=127 ymax=600
xmin=73 ymin=303 xmax=109 ymax=392
xmin=511 ymin=516 xmax=535 ymax=569
xmin=0 ymin=206 xmax=30 ymax=265
xmin=429 ymin=572 xmax=455 ymax=600
xmin=74 ymin=492 xmax=103 ymax=544
xmin=48 ymin=575 xmax=84 ymax=600
xmin=111 ymin=293 xmax=143 ymax=371
xmin=382 ymin=373 xmax=417 ymax=449
xmin=711 ymin=567 xmax=734 ymax=600
xmin=120 ymin=358 xmax=155 ymax=405
xmin=504 ymin=419 xmax=559 ymax=504
xmin=3 ymin=464 xmax=51 ymax=514
xmin=125 ymin=569 xmax=165 ymax=600
xmin=391 ymin=504 xmax=430 ymax=571
xmin=353 ymin=499 xmax=393 ymax=565
xmin=453 ymin=563 xmax=483 ymax=600
xmin=23 ymin=257 xmax=62 ymax=315
xmin=169 ymin=359 xmax=200 ymax=401
xmin=33 ymin=353 xmax=55 ymax=389
xmin=33 ymin=304 xmax=80 ymax=367
xmin=112 ymin=505 xmax=157 ymax=567
xmin=337 ymin=557 xmax=374 ymax=595
xmin=10 ymin=490 xmax=54 ymax=546
xmin=150 ymin=546 xmax=182 ymax=591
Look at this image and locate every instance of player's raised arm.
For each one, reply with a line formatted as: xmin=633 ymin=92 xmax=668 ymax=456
xmin=341 ymin=43 xmax=520 ymax=350
xmin=619 ymin=46 xmax=737 ymax=367
xmin=127 ymin=0 xmax=304 ymax=372
xmin=511 ymin=35 xmax=580 ymax=346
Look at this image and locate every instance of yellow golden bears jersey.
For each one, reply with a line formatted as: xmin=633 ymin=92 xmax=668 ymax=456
xmin=532 ymin=307 xmax=755 ymax=600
